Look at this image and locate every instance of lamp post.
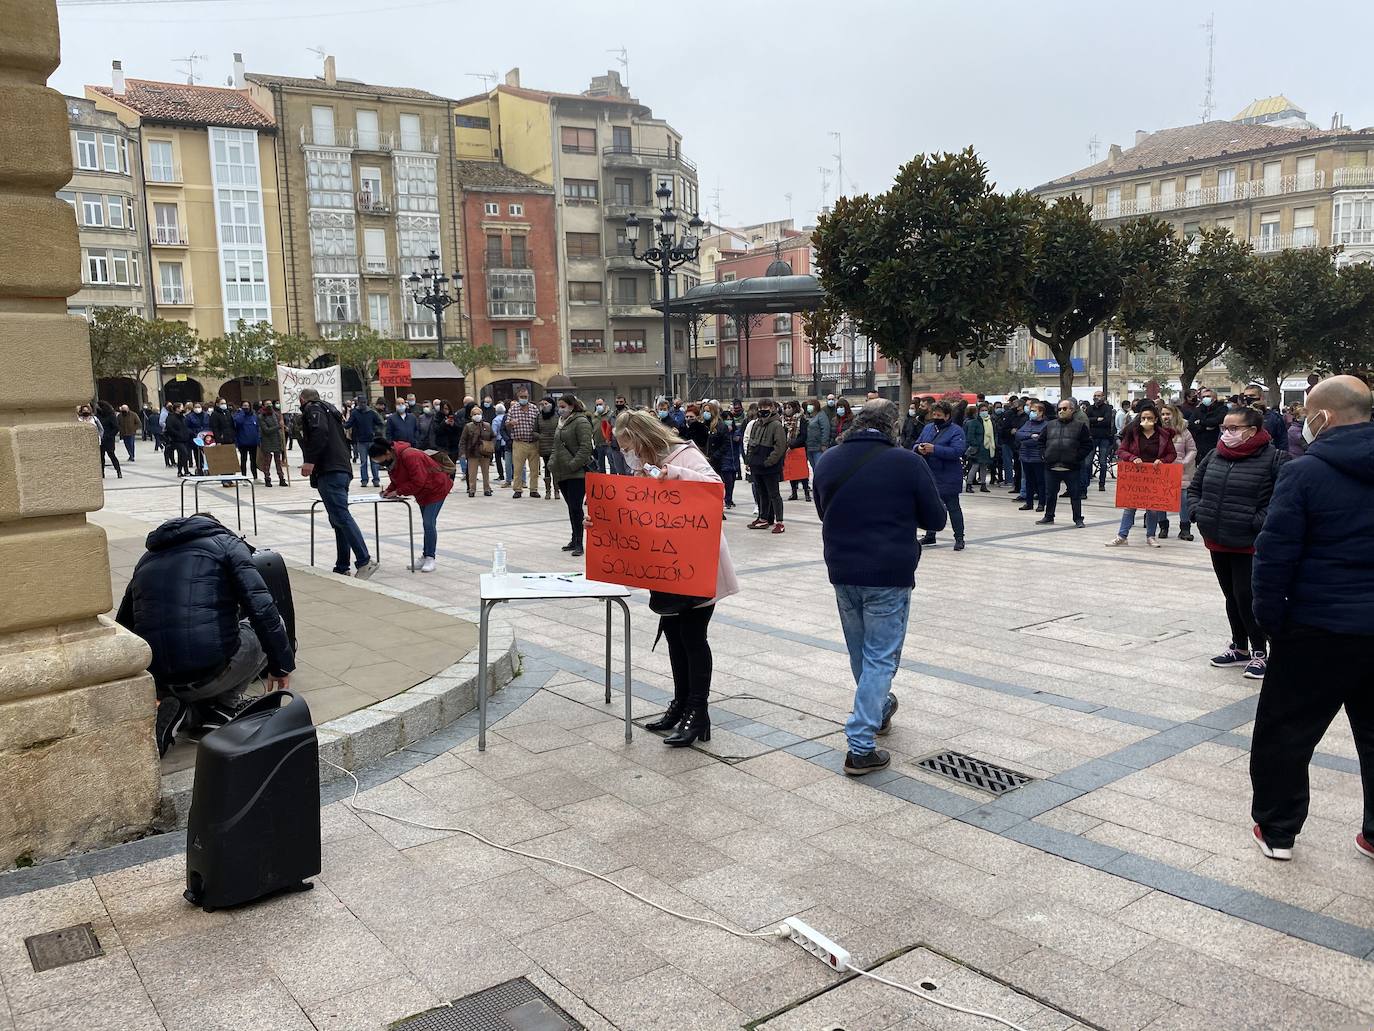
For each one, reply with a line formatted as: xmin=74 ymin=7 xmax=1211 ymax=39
xmin=625 ymin=183 xmax=702 ymax=400
xmin=406 ymin=250 xmax=462 ymax=360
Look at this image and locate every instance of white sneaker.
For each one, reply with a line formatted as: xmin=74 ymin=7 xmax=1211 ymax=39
xmin=1105 ymin=536 xmax=1128 ymax=547
xmin=354 ymin=559 xmax=380 ymax=580
xmin=420 ymin=557 xmax=436 ymax=573
xmin=1146 ymin=536 xmax=1161 ymax=548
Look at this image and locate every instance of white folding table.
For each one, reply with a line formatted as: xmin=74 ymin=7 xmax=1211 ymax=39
xmin=477 ymin=573 xmax=633 ymax=750
xmin=180 ymin=474 xmax=257 ymax=534
xmin=309 ymin=493 xmax=416 ymax=573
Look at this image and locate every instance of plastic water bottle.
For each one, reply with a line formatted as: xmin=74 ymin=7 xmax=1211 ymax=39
xmin=492 ymin=543 xmax=506 ymax=578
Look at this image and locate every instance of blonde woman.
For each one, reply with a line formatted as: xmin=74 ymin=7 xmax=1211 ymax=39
xmin=1158 ymin=403 xmax=1196 ymax=541
xmin=603 ymin=408 xmax=739 ymax=747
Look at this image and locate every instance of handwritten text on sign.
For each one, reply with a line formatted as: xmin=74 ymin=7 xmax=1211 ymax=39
xmin=378 ymin=359 xmax=412 ymax=387
xmin=584 ymin=473 xmax=723 ymax=595
xmin=1114 ymin=461 xmax=1183 ymax=512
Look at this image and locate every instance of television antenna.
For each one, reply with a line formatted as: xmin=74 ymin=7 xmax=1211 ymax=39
xmin=1087 ymin=134 xmax=1101 ymax=162
xmin=785 ymin=192 xmax=793 ymax=221
xmin=607 ymin=46 xmax=629 ymax=87
xmin=818 ymin=166 xmax=833 ymax=212
xmin=466 ymin=70 xmax=497 ymax=91
xmin=306 ymin=46 xmax=327 ymax=74
xmin=1200 ymin=13 xmax=1216 ymax=122
xmin=174 ymin=51 xmax=205 ymax=84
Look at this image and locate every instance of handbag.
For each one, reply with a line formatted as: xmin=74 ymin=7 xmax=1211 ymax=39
xmin=649 ymin=591 xmax=711 ymax=615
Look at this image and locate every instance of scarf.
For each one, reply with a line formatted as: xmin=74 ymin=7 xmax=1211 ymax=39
xmin=978 ymin=412 xmax=995 ymax=458
xmin=1215 ymin=427 xmax=1271 ymax=460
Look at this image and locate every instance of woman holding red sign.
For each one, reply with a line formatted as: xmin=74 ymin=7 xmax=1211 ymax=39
xmin=609 ymin=408 xmax=739 ymax=748
xmin=1106 ymin=403 xmax=1176 ymax=549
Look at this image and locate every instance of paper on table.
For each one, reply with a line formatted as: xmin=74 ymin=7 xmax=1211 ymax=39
xmin=349 ymin=493 xmax=386 ymax=504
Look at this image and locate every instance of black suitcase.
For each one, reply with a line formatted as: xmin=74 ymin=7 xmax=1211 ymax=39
xmin=184 ymin=691 xmax=320 ymax=911
xmin=249 ymin=547 xmax=296 ymax=651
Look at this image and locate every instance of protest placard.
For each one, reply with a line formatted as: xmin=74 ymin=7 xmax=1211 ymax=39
xmin=378 ymin=359 xmax=412 ymax=387
xmin=584 ymin=473 xmax=723 ymax=596
xmin=276 ymin=364 xmax=341 ymax=413
xmin=783 ymin=447 xmax=809 ymax=482
xmin=1114 ymin=461 xmax=1183 ymax=512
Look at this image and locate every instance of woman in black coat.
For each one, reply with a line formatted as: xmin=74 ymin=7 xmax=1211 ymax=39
xmin=96 ymin=400 xmax=123 ymax=478
xmin=163 ymin=403 xmax=191 ymax=475
xmin=1186 ymin=406 xmax=1289 ymax=680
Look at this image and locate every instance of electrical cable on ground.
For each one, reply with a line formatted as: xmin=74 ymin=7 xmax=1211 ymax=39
xmin=322 ymin=757 xmax=1037 ymax=1029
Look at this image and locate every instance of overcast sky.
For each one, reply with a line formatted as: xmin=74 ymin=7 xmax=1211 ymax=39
xmin=54 ymin=0 xmax=1373 ymax=227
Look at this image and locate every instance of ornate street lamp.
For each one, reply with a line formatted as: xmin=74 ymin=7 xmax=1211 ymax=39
xmin=626 ymin=183 xmax=702 ymax=399
xmin=406 ymin=250 xmax=462 ymax=360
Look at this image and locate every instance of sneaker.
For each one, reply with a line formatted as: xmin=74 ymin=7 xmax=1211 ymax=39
xmin=771 ymin=523 xmax=786 ymax=534
xmin=878 ymin=694 xmax=899 ymax=735
xmin=1178 ymin=531 xmax=1195 ymax=542
xmin=1146 ymin=536 xmax=1161 ymax=548
xmin=952 ymin=539 xmax=965 ymax=551
xmin=919 ymin=533 xmax=937 ymax=545
xmin=1073 ymin=519 xmax=1086 ymax=528
xmin=420 ymin=556 xmax=437 ymax=573
xmin=1252 ymin=824 xmax=1292 ymax=861
xmin=1105 ymin=536 xmax=1128 ymax=547
xmin=844 ymin=749 xmax=891 ymax=777
xmin=1356 ymin=833 xmax=1374 ymax=861
xmin=354 ymin=559 xmax=380 ymax=581
xmin=530 ymin=491 xmax=540 ymax=499
xmin=513 ymin=491 xmax=522 ymax=499
xmin=560 ymin=541 xmax=577 ymax=552
xmin=195 ymin=694 xmax=254 ymax=732
xmin=1210 ymin=644 xmax=1251 ymax=668
xmin=155 ymin=696 xmax=188 ymax=757
xmin=747 ymin=519 xmax=770 ymax=530
xmin=1243 ymin=651 xmax=1267 ymax=680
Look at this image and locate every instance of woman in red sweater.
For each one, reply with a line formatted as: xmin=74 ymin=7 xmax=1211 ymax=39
xmin=1106 ymin=403 xmax=1176 ymax=549
xmin=368 ymin=440 xmax=453 ymax=572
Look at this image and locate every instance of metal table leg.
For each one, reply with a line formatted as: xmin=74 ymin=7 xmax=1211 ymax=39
xmin=180 ymin=479 xmax=188 ymax=517
xmin=233 ymin=480 xmax=242 ymax=532
xmin=604 ymin=598 xmax=612 ymax=704
xmin=614 ymin=597 xmax=632 ymax=742
xmin=248 ymin=479 xmax=257 ymax=535
xmin=477 ymin=599 xmax=497 ymax=751
xmin=309 ymin=500 xmax=319 ymax=566
xmin=373 ymin=502 xmax=381 ymax=562
xmin=405 ymin=499 xmax=415 ymax=573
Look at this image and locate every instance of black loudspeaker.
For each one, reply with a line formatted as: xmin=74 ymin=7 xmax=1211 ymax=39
xmin=184 ymin=691 xmax=320 ymax=912
xmin=248 ymin=547 xmax=296 ymax=652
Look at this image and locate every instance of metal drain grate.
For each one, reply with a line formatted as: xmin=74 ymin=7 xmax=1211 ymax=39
xmin=25 ymin=923 xmax=103 ymax=972
xmin=393 ymin=977 xmax=584 ymax=1031
xmin=912 ymin=751 xmax=1033 ymax=795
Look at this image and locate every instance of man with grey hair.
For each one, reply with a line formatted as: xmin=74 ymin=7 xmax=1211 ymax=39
xmin=813 ymin=399 xmax=947 ymax=776
xmin=299 ymin=387 xmax=378 ymax=579
xmin=1250 ymin=374 xmax=1374 ymax=862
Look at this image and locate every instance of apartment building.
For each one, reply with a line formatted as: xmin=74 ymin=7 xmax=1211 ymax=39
xmin=247 ymin=58 xmax=460 ymax=363
xmin=89 ymin=63 xmax=287 ymax=354
xmin=60 ymin=95 xmax=152 ymax=323
xmin=454 ymin=161 xmax=560 ymax=397
xmin=454 ymin=69 xmax=700 ymax=405
xmin=1031 ymin=107 xmax=1374 ymax=396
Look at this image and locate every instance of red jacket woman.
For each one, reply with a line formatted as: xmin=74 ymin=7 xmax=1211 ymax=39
xmin=381 ymin=441 xmax=452 ymax=506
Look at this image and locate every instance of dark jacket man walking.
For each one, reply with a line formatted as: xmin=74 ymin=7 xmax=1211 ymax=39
xmin=300 ymin=388 xmax=377 ymax=579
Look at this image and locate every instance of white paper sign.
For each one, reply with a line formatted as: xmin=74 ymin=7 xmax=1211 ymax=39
xmin=277 ymin=364 xmax=341 ymax=413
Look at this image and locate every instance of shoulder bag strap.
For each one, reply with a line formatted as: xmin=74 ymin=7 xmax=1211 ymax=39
xmin=817 ymin=444 xmax=888 ymax=520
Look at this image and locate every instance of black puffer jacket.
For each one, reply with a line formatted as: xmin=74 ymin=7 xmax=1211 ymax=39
xmin=299 ymin=399 xmax=352 ymax=484
xmin=1187 ymin=441 xmax=1288 ymax=549
xmin=1041 ymin=417 xmax=1092 ymax=468
xmin=116 ymin=515 xmax=294 ymax=685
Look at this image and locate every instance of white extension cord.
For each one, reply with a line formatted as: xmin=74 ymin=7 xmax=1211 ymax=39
xmin=321 ymin=757 xmax=1030 ymax=1031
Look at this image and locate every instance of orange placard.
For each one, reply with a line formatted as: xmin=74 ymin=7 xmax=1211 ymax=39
xmin=378 ymin=359 xmax=412 ymax=387
xmin=1114 ymin=461 xmax=1183 ymax=511
xmin=783 ymin=447 xmax=810 ymax=481
xmin=584 ymin=472 xmax=723 ymax=596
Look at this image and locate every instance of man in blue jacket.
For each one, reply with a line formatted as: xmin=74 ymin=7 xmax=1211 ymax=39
xmin=914 ymin=401 xmax=967 ymax=550
xmin=385 ymin=399 xmax=418 ymax=445
xmin=1250 ymin=374 xmax=1374 ymax=863
xmin=345 ymin=400 xmax=385 ymax=487
xmin=814 ymin=400 xmax=947 ymax=776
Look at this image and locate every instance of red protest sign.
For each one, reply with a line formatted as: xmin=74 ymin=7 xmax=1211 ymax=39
xmin=584 ymin=472 xmax=723 ymax=596
xmin=1114 ymin=461 xmax=1182 ymax=512
xmin=783 ymin=447 xmax=809 ymax=482
xmin=378 ymin=359 xmax=412 ymax=387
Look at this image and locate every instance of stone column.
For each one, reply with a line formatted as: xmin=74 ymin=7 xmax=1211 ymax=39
xmin=0 ymin=0 xmax=159 ymax=867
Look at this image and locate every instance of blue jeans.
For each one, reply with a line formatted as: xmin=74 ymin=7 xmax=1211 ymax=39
xmin=1093 ymin=438 xmax=1114 ymax=487
xmin=356 ymin=441 xmax=379 ymax=484
xmin=835 ymin=584 xmax=912 ymax=755
xmin=316 ymin=469 xmax=370 ymax=573
xmin=420 ymin=497 xmax=444 ymax=559
xmin=1117 ymin=507 xmax=1161 ymax=538
xmin=1000 ymin=442 xmax=1015 ymax=482
xmin=595 ymin=444 xmax=613 ymax=474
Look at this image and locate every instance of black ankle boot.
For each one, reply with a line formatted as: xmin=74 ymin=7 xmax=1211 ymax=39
xmin=645 ymin=700 xmax=687 ymax=732
xmin=665 ymin=707 xmax=710 ymax=747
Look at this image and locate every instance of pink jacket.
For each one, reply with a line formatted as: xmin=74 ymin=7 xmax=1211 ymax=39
xmin=657 ymin=442 xmax=739 ymax=605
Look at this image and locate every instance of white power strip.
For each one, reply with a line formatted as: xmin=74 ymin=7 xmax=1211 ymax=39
xmin=781 ymin=917 xmax=851 ymax=971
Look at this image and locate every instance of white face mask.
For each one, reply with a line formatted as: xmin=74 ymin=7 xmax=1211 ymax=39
xmin=623 ymin=448 xmax=642 ymax=472
xmin=471 ymin=413 xmax=482 ymax=423
xmin=1302 ymin=410 xmax=1328 ymax=445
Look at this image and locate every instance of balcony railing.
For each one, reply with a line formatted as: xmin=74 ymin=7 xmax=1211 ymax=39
xmin=355 ymin=130 xmax=394 ymax=153
xmin=1251 ymin=229 xmax=1320 ymax=254
xmin=1335 ymin=167 xmax=1374 ymax=188
xmin=311 ymin=255 xmax=359 ymax=275
xmin=361 ymin=258 xmax=393 ymax=276
xmin=369 ymin=319 xmax=393 ymax=336
xmin=602 ymin=145 xmax=697 ymax=174
xmin=774 ymin=363 xmax=793 ymax=377
xmin=1093 ymin=170 xmax=1327 ymax=220
xmin=152 ymin=225 xmax=187 ymax=246
xmin=396 ymin=133 xmax=440 ymax=154
xmin=488 ymin=301 xmax=536 ymax=318
xmin=156 ymin=285 xmax=191 ymax=305
xmin=146 ymin=163 xmax=182 ymax=185
xmin=317 ymin=318 xmax=361 ymax=339
xmin=300 ymin=126 xmax=353 ymax=149
xmin=404 ymin=320 xmax=437 ymax=340
xmin=356 ymin=191 xmax=393 ymax=214
xmin=484 ymin=256 xmax=532 ymax=270
xmin=492 ymin=348 xmax=536 ymax=367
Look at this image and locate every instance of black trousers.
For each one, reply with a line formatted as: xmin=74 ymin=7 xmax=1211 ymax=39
xmin=1209 ymin=551 xmax=1265 ymax=653
xmin=237 ymin=444 xmax=258 ymax=476
xmin=1251 ymin=627 xmax=1374 ymax=847
xmin=1043 ymin=467 xmax=1083 ymax=523
xmin=559 ymin=477 xmax=585 ymax=546
xmin=661 ymin=604 xmax=716 ymax=709
xmin=757 ymin=469 xmax=784 ymax=524
xmin=99 ymin=440 xmax=121 ymax=475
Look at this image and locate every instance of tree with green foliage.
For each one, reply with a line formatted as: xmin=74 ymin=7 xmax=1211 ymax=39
xmin=1115 ymin=228 xmax=1259 ymax=394
xmin=88 ymin=308 xmax=199 ymax=403
xmin=444 ymin=338 xmax=506 ymax=383
xmin=812 ymin=148 xmax=1032 ymax=401
xmin=1316 ymin=260 xmax=1374 ymax=376
xmin=328 ymin=325 xmax=426 ymax=401
xmin=1020 ymin=196 xmax=1174 ymax=399
xmin=802 ymin=302 xmax=842 ymax=393
xmin=197 ymin=320 xmax=313 ymax=400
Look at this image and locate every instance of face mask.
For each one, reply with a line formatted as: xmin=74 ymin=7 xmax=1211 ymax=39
xmin=931 ymin=418 xmax=945 ymax=427
xmin=827 ymin=399 xmax=837 ymax=407
xmin=1220 ymin=427 xmax=1247 ymax=447
xmin=623 ymin=448 xmax=642 ymax=472
xmin=193 ymin=407 xmax=202 ymax=414
xmin=472 ymin=413 xmax=482 ymax=423
xmin=1027 ymin=412 xmax=1040 ymax=421
xmin=518 ymin=398 xmax=529 ymax=406
xmin=805 ymin=404 xmax=815 ymax=414
xmin=594 ymin=404 xmax=605 ymax=414
xmin=703 ymin=411 xmax=712 ymax=422
xmin=908 ymin=408 xmax=917 ymax=417
xmin=396 ymin=404 xmax=406 ymax=414
xmin=723 ymin=419 xmax=733 ymax=427
xmin=1301 ymin=411 xmax=1327 ymax=445
xmin=1201 ymin=397 xmax=1214 ymax=407
xmin=759 ymin=410 xmax=773 ymax=419
xmin=558 ymin=408 xmax=570 ymax=419
xmin=217 ymin=403 xmax=227 ymax=410
xmin=658 ymin=409 xmax=669 ymax=418
xmin=1140 ymin=420 xmax=1156 ymax=432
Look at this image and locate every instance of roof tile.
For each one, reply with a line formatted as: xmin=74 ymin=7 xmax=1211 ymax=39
xmin=453 ymin=160 xmax=552 ymax=193
xmin=90 ymin=79 xmax=274 ymax=129
xmin=245 ymin=72 xmax=448 ymax=102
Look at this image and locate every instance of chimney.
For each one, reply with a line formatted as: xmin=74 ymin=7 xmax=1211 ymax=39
xmin=1107 ymin=143 xmax=1123 ymax=167
xmin=232 ymin=52 xmax=245 ymax=89
xmin=1134 ymin=129 xmax=1148 ymax=146
xmin=323 ymin=55 xmax=336 ymax=87
xmin=504 ymin=67 xmax=520 ymax=87
xmin=112 ymin=60 xmax=125 ymax=96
